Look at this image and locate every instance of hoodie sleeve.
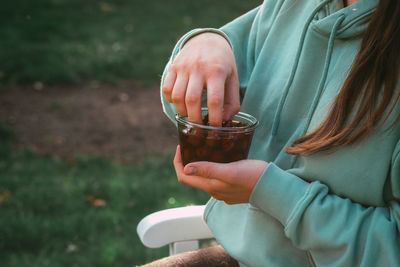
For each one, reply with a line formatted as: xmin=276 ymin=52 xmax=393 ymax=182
xmin=160 ymin=1 xmax=279 ymax=122
xmin=249 ymin=141 xmax=400 ymax=266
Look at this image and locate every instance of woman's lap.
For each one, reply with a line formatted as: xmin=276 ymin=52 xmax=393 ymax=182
xmin=141 ymin=245 xmax=240 ymax=267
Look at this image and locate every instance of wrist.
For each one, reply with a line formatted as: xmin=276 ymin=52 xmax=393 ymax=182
xmin=183 ymin=31 xmax=231 ymax=49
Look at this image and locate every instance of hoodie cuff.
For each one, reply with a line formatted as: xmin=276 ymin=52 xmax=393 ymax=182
xmin=249 ymin=162 xmax=311 ymax=226
xmin=173 ymin=28 xmax=233 ymax=57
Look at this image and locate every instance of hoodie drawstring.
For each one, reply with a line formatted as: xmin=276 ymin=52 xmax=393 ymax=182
xmin=289 ymin=13 xmax=345 ymax=168
xmin=271 ymin=0 xmax=332 ymax=136
xmin=301 ymin=14 xmax=345 ymax=136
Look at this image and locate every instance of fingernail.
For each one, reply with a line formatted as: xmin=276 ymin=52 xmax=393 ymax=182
xmin=185 ymin=166 xmax=196 ymax=175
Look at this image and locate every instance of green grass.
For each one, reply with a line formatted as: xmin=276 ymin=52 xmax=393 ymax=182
xmin=0 ymin=123 xmax=210 ymax=266
xmin=0 ymin=0 xmax=260 ymax=86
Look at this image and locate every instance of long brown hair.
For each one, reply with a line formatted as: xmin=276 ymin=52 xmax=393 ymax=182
xmin=286 ymin=0 xmax=400 ymax=155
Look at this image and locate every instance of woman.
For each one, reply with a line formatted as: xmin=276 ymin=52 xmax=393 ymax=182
xmin=152 ymin=0 xmax=400 ymax=266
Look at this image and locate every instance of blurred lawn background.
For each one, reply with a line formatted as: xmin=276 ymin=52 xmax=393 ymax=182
xmin=0 ymin=0 xmax=260 ymax=266
xmin=0 ymin=0 xmax=258 ymax=86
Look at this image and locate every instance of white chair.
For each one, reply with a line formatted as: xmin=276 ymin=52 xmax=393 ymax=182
xmin=136 ymin=205 xmax=214 ymax=255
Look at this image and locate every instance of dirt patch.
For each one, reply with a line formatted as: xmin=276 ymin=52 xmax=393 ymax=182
xmin=0 ymin=81 xmax=178 ymax=162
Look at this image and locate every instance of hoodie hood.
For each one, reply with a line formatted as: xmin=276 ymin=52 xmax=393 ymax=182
xmin=313 ymin=0 xmax=378 ymax=38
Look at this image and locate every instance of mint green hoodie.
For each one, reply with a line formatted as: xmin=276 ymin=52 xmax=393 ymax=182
xmin=161 ymin=0 xmax=400 ymax=266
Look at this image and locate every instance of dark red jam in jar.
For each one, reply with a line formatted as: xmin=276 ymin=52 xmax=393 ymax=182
xmin=176 ymin=108 xmax=258 ymax=165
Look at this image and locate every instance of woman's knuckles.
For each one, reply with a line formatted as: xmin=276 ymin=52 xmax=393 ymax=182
xmin=206 ymin=63 xmax=227 ymax=78
xmin=171 ymin=90 xmax=185 ymax=103
xmin=185 ymin=93 xmax=200 ymax=106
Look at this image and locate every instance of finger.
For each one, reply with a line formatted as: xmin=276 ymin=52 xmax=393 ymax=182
xmin=206 ymin=75 xmax=225 ymax=126
xmin=171 ymin=74 xmax=189 ymax=117
xmin=174 ymin=146 xmax=201 ymax=188
xmin=185 ymin=74 xmax=204 ymax=124
xmin=223 ymin=72 xmax=241 ymax=121
xmin=173 ymin=145 xmax=184 ymax=173
xmin=175 ymin=147 xmax=227 ymax=193
xmin=162 ymin=67 xmax=177 ymax=103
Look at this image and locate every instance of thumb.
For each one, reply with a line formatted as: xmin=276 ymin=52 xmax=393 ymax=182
xmin=183 ymin=162 xmax=233 ymax=180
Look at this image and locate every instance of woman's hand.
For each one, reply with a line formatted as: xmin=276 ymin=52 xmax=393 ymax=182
xmin=162 ymin=32 xmax=240 ymax=126
xmin=174 ymin=146 xmax=268 ymax=204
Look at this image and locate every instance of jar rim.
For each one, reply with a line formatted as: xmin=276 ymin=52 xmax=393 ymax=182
xmin=175 ymin=108 xmax=258 ymax=133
